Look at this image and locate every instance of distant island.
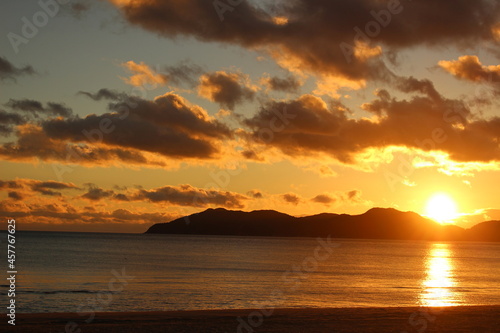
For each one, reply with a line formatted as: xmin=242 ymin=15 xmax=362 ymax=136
xmin=145 ymin=207 xmax=500 ymax=242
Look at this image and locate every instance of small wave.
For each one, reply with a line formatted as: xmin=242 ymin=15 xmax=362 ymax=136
xmin=21 ymin=290 xmax=98 ymax=295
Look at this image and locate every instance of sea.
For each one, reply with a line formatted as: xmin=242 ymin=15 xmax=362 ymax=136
xmin=2 ymin=231 xmax=500 ymax=313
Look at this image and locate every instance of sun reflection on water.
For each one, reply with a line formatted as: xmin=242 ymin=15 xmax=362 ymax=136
xmin=420 ymin=243 xmax=462 ymax=307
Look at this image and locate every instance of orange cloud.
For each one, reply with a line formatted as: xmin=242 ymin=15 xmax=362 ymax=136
xmin=121 ymin=61 xmax=168 ymax=87
xmin=313 ymin=75 xmax=366 ymax=99
xmin=439 ymin=55 xmax=500 ymax=82
xmin=272 ymin=16 xmax=288 ymax=26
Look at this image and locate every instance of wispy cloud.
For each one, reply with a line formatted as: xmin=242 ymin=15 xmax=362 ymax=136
xmin=0 ymin=56 xmax=36 ymax=81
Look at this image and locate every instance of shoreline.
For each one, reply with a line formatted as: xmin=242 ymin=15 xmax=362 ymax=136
xmin=4 ymin=305 xmax=500 ymax=332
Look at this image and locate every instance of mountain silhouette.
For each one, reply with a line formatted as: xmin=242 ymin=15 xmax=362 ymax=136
xmin=145 ymin=207 xmax=499 ymax=242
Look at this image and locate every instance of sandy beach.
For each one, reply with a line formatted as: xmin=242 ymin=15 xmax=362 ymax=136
xmin=4 ymin=306 xmax=499 ymax=333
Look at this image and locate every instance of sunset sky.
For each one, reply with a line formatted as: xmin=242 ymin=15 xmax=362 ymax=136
xmin=1 ymin=0 xmax=500 ymax=233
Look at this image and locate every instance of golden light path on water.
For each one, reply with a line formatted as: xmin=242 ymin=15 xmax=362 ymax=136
xmin=420 ymin=243 xmax=463 ymax=307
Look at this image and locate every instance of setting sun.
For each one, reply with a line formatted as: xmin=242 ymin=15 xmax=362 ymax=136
xmin=425 ymin=193 xmax=459 ymax=224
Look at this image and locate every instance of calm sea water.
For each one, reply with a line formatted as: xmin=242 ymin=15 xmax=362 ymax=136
xmin=2 ymin=231 xmax=500 ymax=313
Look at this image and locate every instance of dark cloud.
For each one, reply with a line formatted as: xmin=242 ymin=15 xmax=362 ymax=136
xmin=78 ymin=88 xmax=124 ymax=101
xmin=394 ymin=76 xmax=441 ymax=102
xmin=247 ymin=189 xmax=263 ymax=199
xmin=109 ymin=0 xmax=500 ymax=83
xmin=33 ymin=189 xmax=62 ymax=196
xmin=244 ymin=94 xmax=354 ymax=162
xmin=0 ymin=90 xmax=234 ymax=166
xmin=311 ymin=190 xmax=362 ymax=205
xmin=0 ymin=179 xmax=78 ymax=191
xmin=0 ymin=125 xmax=14 ymax=136
xmin=42 ymin=92 xmax=232 ymax=160
xmin=46 ymin=103 xmax=73 ymax=117
xmin=70 ymin=1 xmax=91 ymax=18
xmin=0 ymin=180 xmax=184 ymax=232
xmin=0 ymin=201 xmax=171 ymax=226
xmin=198 ymin=71 xmax=256 ymax=110
xmin=0 ymin=179 xmax=79 ymax=198
xmin=311 ymin=194 xmax=336 ymax=205
xmin=0 ymin=110 xmax=25 ymax=136
xmin=0 ymin=56 xmax=35 ymax=81
xmin=0 ymin=178 xmax=247 ymax=213
xmin=81 ymin=186 xmax=115 ymax=201
xmin=60 ymin=182 xmax=249 ymax=209
xmin=7 ymin=191 xmax=23 ymax=201
xmin=241 ymin=149 xmax=263 ymax=161
xmin=0 ymin=180 xmax=22 ymax=189
xmin=32 ymin=180 xmax=79 ymax=196
xmin=163 ymin=61 xmax=204 ymax=87
xmin=261 ymin=75 xmax=301 ymax=93
xmin=0 ymin=124 xmax=160 ymax=167
xmin=113 ymin=193 xmax=130 ymax=201
xmin=282 ymin=193 xmax=300 ymax=205
xmin=243 ymin=79 xmax=500 ymax=164
xmin=6 ymin=99 xmax=43 ymax=112
xmin=345 ymin=190 xmax=362 ymax=202
xmin=6 ymin=99 xmax=73 ymax=117
xmin=134 ymin=184 xmax=248 ymax=208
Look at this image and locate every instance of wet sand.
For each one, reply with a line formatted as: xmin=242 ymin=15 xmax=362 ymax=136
xmin=4 ymin=306 xmax=500 ymax=332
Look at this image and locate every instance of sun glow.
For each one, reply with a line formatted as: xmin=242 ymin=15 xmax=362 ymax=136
xmin=425 ymin=193 xmax=458 ymax=224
